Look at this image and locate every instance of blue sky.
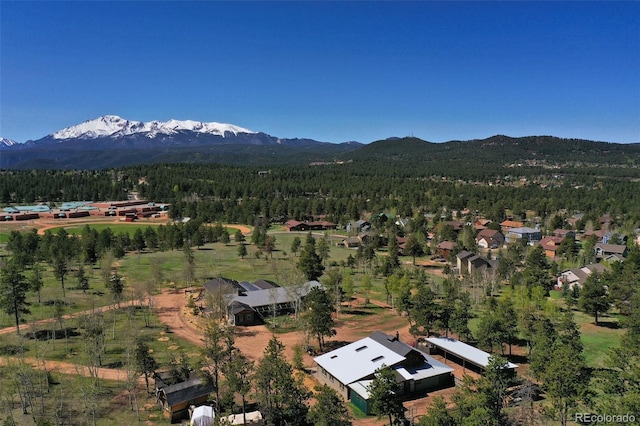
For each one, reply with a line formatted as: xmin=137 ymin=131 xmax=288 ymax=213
xmin=2 ymin=1 xmax=639 ymax=144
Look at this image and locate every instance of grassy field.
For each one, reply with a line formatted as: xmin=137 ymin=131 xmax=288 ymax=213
xmin=0 ymin=262 xmax=122 ymax=329
xmin=0 ymin=369 xmax=164 ymax=426
xmin=47 ymin=222 xmax=164 ymax=236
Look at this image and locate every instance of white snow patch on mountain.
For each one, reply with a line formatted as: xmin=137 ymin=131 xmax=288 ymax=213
xmin=0 ymin=137 xmax=18 ymax=147
xmin=52 ymin=115 xmax=255 ymax=140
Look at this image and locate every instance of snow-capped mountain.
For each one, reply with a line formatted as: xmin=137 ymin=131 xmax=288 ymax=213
xmin=0 ymin=115 xmax=362 ymax=169
xmin=0 ymin=137 xmax=18 ymax=147
xmin=52 ymin=115 xmax=256 ymax=140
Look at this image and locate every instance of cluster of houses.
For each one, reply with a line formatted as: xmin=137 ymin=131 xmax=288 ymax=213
xmin=0 ymin=200 xmax=169 ymax=222
xmin=283 ymin=214 xmax=632 ymax=293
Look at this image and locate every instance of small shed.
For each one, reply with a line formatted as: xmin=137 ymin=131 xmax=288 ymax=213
xmin=157 ymin=378 xmax=215 ymax=423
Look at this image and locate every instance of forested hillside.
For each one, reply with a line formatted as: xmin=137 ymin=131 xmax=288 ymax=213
xmin=2 ymin=148 xmax=640 ymax=226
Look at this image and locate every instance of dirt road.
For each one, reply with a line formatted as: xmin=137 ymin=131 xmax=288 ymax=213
xmin=0 ymin=300 xmax=142 ymax=336
xmin=0 ymin=356 xmax=144 ymax=384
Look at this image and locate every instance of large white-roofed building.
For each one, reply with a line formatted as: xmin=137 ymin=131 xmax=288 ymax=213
xmin=313 ymin=331 xmax=454 ymax=414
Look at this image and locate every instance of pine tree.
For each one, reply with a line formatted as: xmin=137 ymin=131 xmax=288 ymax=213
xmin=304 ymin=287 xmax=336 ymax=352
xmin=297 ymin=233 xmax=324 ymax=281
xmin=578 ymin=272 xmax=610 ymax=325
xmin=0 ymin=260 xmax=30 ymax=335
xmin=307 ymin=385 xmax=351 ymax=426
xmin=253 ymin=336 xmax=309 ymax=425
xmin=368 ymin=365 xmax=405 ymax=426
xmin=135 ymin=340 xmax=158 ymax=392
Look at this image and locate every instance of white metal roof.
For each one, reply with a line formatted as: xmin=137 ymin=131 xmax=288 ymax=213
xmin=348 ymin=380 xmax=373 ymax=400
xmin=314 ymin=337 xmax=406 ymax=385
xmin=393 ymin=352 xmax=454 ymax=381
xmin=425 ymin=337 xmax=518 ymax=369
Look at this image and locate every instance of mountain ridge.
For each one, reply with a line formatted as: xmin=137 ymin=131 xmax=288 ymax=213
xmin=1 ymin=116 xmax=639 ymax=170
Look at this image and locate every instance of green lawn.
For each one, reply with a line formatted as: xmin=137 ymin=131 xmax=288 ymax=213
xmin=47 ymin=222 xmax=163 ymax=236
xmin=572 ymin=309 xmax=623 ymax=368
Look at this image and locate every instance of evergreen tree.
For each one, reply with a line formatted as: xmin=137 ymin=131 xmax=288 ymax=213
xmin=418 ymin=396 xmax=455 ymax=426
xmin=596 ymin=292 xmax=640 ymax=419
xmin=201 ymin=320 xmax=234 ymax=407
xmin=224 ymin=350 xmax=254 ymax=425
xmin=237 ymin=243 xmax=248 ymax=259
xmin=253 ymin=336 xmax=309 ymax=425
xmin=578 ymin=272 xmax=610 ymax=325
xmin=135 ymin=340 xmax=158 ymax=392
xmin=0 ymin=260 xmax=30 ymax=335
xmin=291 ymin=236 xmax=302 ymax=257
xmin=52 ymin=255 xmax=69 ymax=298
xmin=108 ymin=270 xmax=124 ymax=305
xmin=307 ymin=385 xmax=351 ymax=426
xmin=297 ymin=233 xmax=324 ymax=281
xmin=28 ymin=262 xmax=44 ymax=304
xmin=76 ymin=264 xmax=90 ymax=293
xmin=530 ymin=311 xmax=589 ymax=426
xmin=409 ymin=283 xmax=439 ymax=338
xmin=403 ymin=233 xmax=423 ymax=266
xmin=368 ymin=365 xmax=405 ymax=426
xmin=304 ymin=287 xmax=336 ymax=352
xmin=317 ymin=235 xmax=330 ymax=265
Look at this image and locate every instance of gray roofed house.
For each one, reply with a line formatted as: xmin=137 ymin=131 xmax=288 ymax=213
xmin=505 ymin=227 xmax=542 ymax=244
xmin=156 ymin=378 xmax=214 ymax=422
xmin=556 ymin=263 xmax=606 ymax=290
xmin=204 ymin=279 xmax=322 ymax=325
xmin=594 ymin=243 xmax=628 ymax=260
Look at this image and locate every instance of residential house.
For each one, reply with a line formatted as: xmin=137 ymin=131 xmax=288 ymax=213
xmin=566 ymin=213 xmax=584 ymax=229
xmin=358 ymin=230 xmax=378 ymax=246
xmin=594 ymin=243 xmax=628 ymax=261
xmin=500 ymin=220 xmax=524 ymax=233
xmin=285 ymin=220 xmax=336 ymax=232
xmin=475 ymin=229 xmax=504 ymax=249
xmin=583 ymin=230 xmax=628 ymax=245
xmin=556 ymin=263 xmax=606 ymax=290
xmin=203 ymin=278 xmax=321 ymax=325
xmin=474 ymin=218 xmax=493 ymax=231
xmin=314 ymin=332 xmax=454 ymax=414
xmin=436 ymin=241 xmax=456 ymax=259
xmin=341 ymin=236 xmax=361 ymax=248
xmin=156 ymin=378 xmax=215 ymax=422
xmin=395 ymin=218 xmax=411 ymax=229
xmin=599 ymin=215 xmax=613 ymax=230
xmin=505 ymin=227 xmax=542 ymax=244
xmin=444 ymin=221 xmax=464 ymax=233
xmin=346 ymin=220 xmax=371 ymax=233
xmin=552 ymin=229 xmax=575 ymax=238
xmin=467 ymin=254 xmax=498 ymax=276
xmin=538 ymin=236 xmax=565 ymax=259
xmin=456 ymin=251 xmax=498 ymax=276
xmin=285 ymin=220 xmax=309 ymax=232
xmin=456 ymin=251 xmax=474 ymax=273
